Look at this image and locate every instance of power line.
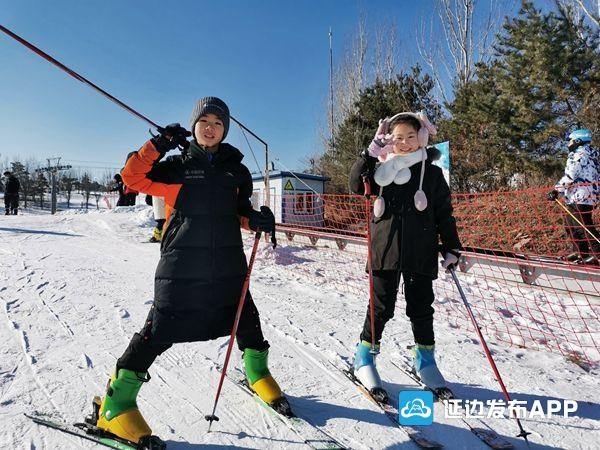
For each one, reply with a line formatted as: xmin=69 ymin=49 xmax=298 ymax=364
xmin=63 ymin=159 xmax=122 ymax=165
xmin=236 ymin=125 xmax=263 ymax=176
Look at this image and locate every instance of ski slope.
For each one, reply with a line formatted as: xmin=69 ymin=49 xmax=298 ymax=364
xmin=0 ymin=207 xmax=598 ymax=449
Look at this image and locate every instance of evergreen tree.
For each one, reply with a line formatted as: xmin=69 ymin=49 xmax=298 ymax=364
xmin=80 ymin=172 xmax=93 ymax=210
xmin=33 ymin=173 xmax=49 ymax=208
xmin=8 ymin=161 xmax=31 ymax=207
xmin=320 ymin=66 xmax=441 ymax=193
xmin=445 ymin=1 xmax=599 ymax=191
xmin=59 ymin=174 xmax=78 ymax=208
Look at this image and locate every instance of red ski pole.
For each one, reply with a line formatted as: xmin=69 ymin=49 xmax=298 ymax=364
xmin=205 ymin=230 xmax=262 ymax=431
xmin=0 ymin=24 xmax=262 ymax=138
xmin=449 ymin=268 xmax=531 ymax=445
xmin=362 ymin=174 xmax=377 ymax=354
xmin=0 ymin=24 xmax=160 ymax=129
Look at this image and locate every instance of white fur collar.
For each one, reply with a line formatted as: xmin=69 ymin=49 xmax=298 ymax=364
xmin=374 ymin=148 xmax=426 ymax=187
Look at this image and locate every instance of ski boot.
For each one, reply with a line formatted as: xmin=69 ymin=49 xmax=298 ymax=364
xmin=352 ymin=341 xmax=388 ymax=403
xmin=243 ymin=348 xmax=292 ymax=416
xmin=412 ymin=344 xmax=454 ymax=400
xmin=583 ymin=255 xmax=599 ymax=265
xmin=149 ymin=227 xmax=162 ymax=243
xmin=94 ymin=368 xmax=156 ymax=446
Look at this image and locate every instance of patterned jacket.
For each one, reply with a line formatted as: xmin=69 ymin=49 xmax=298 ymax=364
xmin=555 ymin=144 xmax=599 ymax=206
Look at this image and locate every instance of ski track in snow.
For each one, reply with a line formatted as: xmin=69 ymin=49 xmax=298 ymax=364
xmin=0 ymin=207 xmax=598 ymax=449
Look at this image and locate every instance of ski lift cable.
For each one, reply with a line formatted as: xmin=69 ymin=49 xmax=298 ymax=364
xmin=236 ymin=124 xmax=263 ymax=177
xmin=68 ymin=165 xmax=121 ymax=171
xmin=0 ymin=25 xmax=160 ymax=130
xmin=272 ymin=156 xmax=321 ymax=196
xmin=63 ymin=159 xmax=122 ymax=165
xmin=0 ymin=24 xmax=301 ymax=196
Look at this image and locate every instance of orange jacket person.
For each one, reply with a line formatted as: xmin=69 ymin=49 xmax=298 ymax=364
xmin=93 ymin=97 xmax=286 ymax=447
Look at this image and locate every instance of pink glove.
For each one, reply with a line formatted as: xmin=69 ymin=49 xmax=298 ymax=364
xmin=368 ymin=118 xmax=393 ymax=158
xmin=441 ymin=249 xmax=461 ymax=271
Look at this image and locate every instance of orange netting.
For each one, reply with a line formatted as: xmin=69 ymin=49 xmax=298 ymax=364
xmin=260 ymin=185 xmax=600 ymax=367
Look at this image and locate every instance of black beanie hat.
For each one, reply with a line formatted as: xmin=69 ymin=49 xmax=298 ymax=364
xmin=189 ymin=97 xmax=230 ymax=142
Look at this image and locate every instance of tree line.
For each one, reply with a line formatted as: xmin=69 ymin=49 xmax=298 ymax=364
xmin=0 ymin=160 xmax=118 ymax=209
xmin=315 ymin=1 xmax=599 ymax=193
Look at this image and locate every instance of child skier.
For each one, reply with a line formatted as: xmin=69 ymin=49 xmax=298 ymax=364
xmin=548 ymin=129 xmax=600 ymax=265
xmin=348 ymin=112 xmax=462 ymax=402
xmin=94 ymin=97 xmax=286 ymax=446
xmin=147 ymin=195 xmax=166 ymax=242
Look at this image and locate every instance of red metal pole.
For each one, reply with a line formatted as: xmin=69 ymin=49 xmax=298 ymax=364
xmin=0 ymin=24 xmax=160 ymax=129
xmin=205 ymin=230 xmax=262 ymax=431
xmin=362 ymin=175 xmax=377 ymax=353
xmin=449 ymin=268 xmax=531 ymax=444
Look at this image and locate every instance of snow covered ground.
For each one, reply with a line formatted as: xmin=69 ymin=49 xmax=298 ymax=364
xmin=0 ymin=207 xmax=598 ymax=449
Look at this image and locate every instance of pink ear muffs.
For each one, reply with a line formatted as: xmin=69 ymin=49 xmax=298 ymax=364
xmin=387 ymin=111 xmax=437 ymax=148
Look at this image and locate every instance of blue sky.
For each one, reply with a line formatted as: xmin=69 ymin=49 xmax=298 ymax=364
xmin=1 ymin=0 xmax=524 ymax=179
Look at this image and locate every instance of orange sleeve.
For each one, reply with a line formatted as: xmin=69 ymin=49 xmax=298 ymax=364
xmin=121 ymin=141 xmax=182 ymax=216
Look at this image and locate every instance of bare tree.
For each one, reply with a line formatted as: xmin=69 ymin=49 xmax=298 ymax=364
xmin=374 ymin=21 xmax=398 ymax=82
xmin=330 ymin=14 xmax=368 ymax=135
xmin=59 ymin=170 xmax=78 ymax=208
xmin=417 ymin=0 xmax=508 ymax=104
xmin=557 ymin=0 xmax=599 ymax=29
xmin=322 ymin=14 xmax=403 ymax=154
xmin=101 ymin=169 xmax=115 ymax=190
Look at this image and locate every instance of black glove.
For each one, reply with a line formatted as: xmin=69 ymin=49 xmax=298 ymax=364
xmin=151 ymin=123 xmax=191 ymax=156
xmin=249 ymin=206 xmax=275 ymax=233
xmin=547 ymin=190 xmax=559 ymax=201
xmin=359 ymin=149 xmax=378 ymax=178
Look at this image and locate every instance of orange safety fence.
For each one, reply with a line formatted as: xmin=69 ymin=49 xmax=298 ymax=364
xmin=256 ymin=184 xmax=600 ymax=367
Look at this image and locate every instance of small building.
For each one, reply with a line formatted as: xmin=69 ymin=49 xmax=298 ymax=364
xmin=251 ymin=171 xmax=329 ymax=227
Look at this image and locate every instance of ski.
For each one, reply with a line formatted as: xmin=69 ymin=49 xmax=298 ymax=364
xmin=328 ymin=360 xmax=443 ymax=449
xmin=25 ymin=412 xmax=138 ymax=449
xmin=390 ymin=357 xmax=514 ymax=450
xmin=227 ymin=371 xmax=347 ymax=449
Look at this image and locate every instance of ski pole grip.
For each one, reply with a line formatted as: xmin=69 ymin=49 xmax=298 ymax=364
xmin=362 ymin=174 xmax=372 ymax=197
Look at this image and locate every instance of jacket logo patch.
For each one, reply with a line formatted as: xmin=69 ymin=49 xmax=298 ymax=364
xmin=185 ymin=169 xmax=205 ymax=180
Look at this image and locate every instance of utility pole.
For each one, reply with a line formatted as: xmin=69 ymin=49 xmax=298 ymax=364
xmin=329 ymin=27 xmax=334 ymax=147
xmin=35 ymin=157 xmax=72 ymax=214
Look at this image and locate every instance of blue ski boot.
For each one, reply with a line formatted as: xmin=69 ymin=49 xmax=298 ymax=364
xmin=352 ymin=341 xmax=388 ymax=403
xmin=412 ymin=344 xmax=454 ymax=400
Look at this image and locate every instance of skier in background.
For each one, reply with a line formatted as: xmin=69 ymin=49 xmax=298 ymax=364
xmin=113 ymin=173 xmax=128 ymax=206
xmin=548 ymin=129 xmax=600 ymax=265
xmin=93 ymin=97 xmax=285 ymax=446
xmin=348 ymin=112 xmax=462 ymax=402
xmin=3 ymin=171 xmax=20 ymax=215
xmin=145 ymin=195 xmax=166 ymax=242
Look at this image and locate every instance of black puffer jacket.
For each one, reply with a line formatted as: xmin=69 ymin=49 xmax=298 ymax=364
xmin=349 ymin=148 xmax=461 ymax=278
xmin=4 ymin=175 xmax=20 ymax=194
xmin=122 ymin=140 xmax=255 ymax=343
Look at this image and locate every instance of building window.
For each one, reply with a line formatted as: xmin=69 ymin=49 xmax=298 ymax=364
xmin=306 ymin=193 xmax=314 ymax=214
xmin=293 ymin=193 xmax=315 ymax=214
xmin=295 ymin=194 xmax=304 ymax=212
